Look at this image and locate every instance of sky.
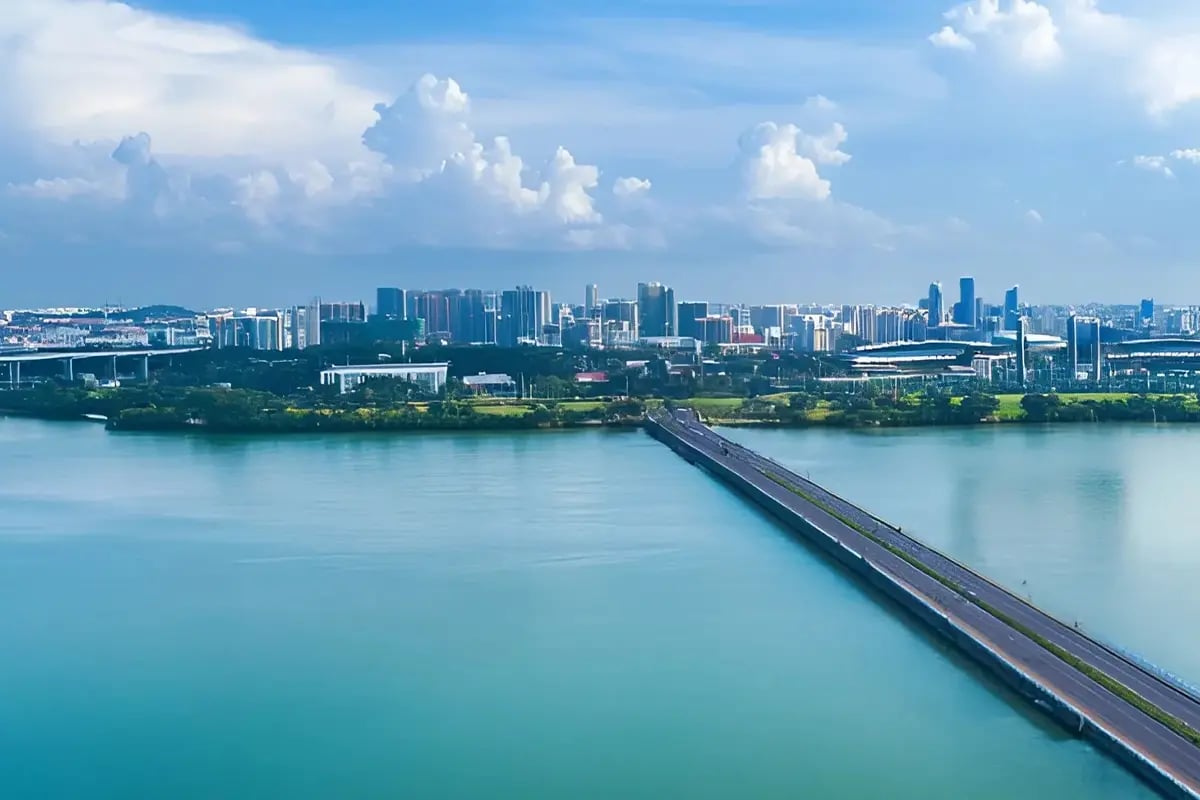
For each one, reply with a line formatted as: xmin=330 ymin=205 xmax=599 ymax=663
xmin=4 ymin=0 xmax=1200 ymax=308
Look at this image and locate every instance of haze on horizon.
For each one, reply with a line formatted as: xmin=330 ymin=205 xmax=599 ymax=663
xmin=3 ymin=0 xmax=1200 ymax=307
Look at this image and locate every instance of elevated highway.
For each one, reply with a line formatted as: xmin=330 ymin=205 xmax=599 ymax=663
xmin=647 ymin=408 xmax=1200 ymax=799
xmin=0 ymin=347 xmax=203 ymax=384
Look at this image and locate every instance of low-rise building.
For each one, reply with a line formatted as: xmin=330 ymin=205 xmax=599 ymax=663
xmin=319 ymin=362 xmax=449 ymax=395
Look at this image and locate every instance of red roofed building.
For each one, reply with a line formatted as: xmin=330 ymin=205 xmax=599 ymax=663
xmin=574 ymin=371 xmax=609 ymax=384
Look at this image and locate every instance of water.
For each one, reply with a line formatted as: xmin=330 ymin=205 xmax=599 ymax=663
xmin=0 ymin=417 xmax=1163 ymax=799
xmin=724 ymin=423 xmax=1200 ymax=689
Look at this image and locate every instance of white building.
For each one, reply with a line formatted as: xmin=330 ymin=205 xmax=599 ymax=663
xmin=319 ymin=363 xmax=449 ymax=394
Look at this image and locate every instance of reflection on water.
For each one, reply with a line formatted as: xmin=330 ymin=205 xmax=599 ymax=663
xmin=0 ymin=417 xmax=1161 ymax=799
xmin=724 ymin=423 xmax=1197 ymax=684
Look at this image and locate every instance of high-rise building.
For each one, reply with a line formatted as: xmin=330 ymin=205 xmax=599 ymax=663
xmin=875 ymin=308 xmax=903 ymax=344
xmin=603 ymin=299 xmax=638 ymax=332
xmin=927 ymin=282 xmax=943 ymax=327
xmin=452 ymin=290 xmax=487 ymax=344
xmin=376 ymin=287 xmax=406 ymax=319
xmin=498 ymin=286 xmax=551 ymax=347
xmin=1067 ymin=314 xmax=1102 ymax=380
xmin=677 ymin=301 xmax=709 ymax=340
xmin=637 ymin=282 xmax=676 ymax=337
xmin=954 ymin=276 xmax=976 ymax=327
xmin=288 ymin=305 xmax=309 ymax=349
xmin=319 ymin=301 xmax=366 ymax=323
xmin=696 ymin=315 xmax=734 ymax=345
xmin=413 ymin=290 xmax=452 ymax=337
xmin=749 ymin=305 xmax=785 ymax=334
xmin=585 ymin=284 xmax=599 ymax=313
xmin=1140 ymin=298 xmax=1155 ymax=329
xmin=1015 ymin=317 xmax=1027 ymax=386
xmin=974 ymin=297 xmax=984 ymax=329
xmin=1004 ymin=285 xmax=1020 ymax=331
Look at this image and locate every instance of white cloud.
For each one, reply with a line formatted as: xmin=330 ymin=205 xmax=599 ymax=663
xmin=0 ymin=1 xmax=915 ymax=265
xmin=937 ymin=0 xmax=1062 ymax=68
xmin=799 ymin=122 xmax=852 ymax=166
xmin=739 ymin=122 xmax=846 ymax=201
xmin=0 ymin=0 xmax=381 ymax=162
xmin=1025 ymin=208 xmax=1043 ymax=223
xmin=1170 ymin=148 xmax=1200 ymax=165
xmin=613 ymin=176 xmax=652 ymax=197
xmin=931 ymin=1 xmax=1200 ymax=118
xmin=1131 ymin=154 xmax=1175 ymax=178
xmin=929 ymin=26 xmax=977 ymax=51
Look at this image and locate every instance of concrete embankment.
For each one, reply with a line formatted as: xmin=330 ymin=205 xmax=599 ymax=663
xmin=646 ymin=415 xmax=1200 ymax=800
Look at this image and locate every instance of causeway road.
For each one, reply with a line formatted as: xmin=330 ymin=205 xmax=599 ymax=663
xmin=653 ymin=408 xmax=1200 ymax=797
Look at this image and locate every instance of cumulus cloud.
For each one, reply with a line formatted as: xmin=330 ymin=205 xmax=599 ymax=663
xmin=1025 ymin=208 xmax=1043 ymax=223
xmin=1171 ymin=149 xmax=1200 ymax=165
xmin=931 ymin=1 xmax=1200 ymax=118
xmin=0 ymin=1 xmax=910 ymax=264
xmin=0 ymin=0 xmax=380 ymax=161
xmin=361 ymin=74 xmax=605 ymax=232
xmin=613 ymin=176 xmax=652 ymax=197
xmin=1131 ymin=154 xmax=1175 ymax=178
xmin=935 ymin=0 xmax=1061 ymax=68
xmin=929 ymin=25 xmax=977 ymax=51
xmin=739 ymin=121 xmax=852 ymax=201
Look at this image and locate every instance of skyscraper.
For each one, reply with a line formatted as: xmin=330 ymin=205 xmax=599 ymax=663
xmin=585 ymin=284 xmax=599 ymax=313
xmin=376 ymin=287 xmax=406 ymax=319
xmin=1067 ymin=315 xmax=1102 ymax=380
xmin=1004 ymin=285 xmax=1020 ymax=331
xmin=676 ymin=301 xmax=709 ymax=340
xmin=1015 ymin=317 xmax=1027 ymax=386
xmin=955 ymin=276 xmax=976 ymax=327
xmin=637 ymin=282 xmax=676 ymax=337
xmin=498 ymin=286 xmax=550 ymax=347
xmin=927 ymin=282 xmax=943 ymax=327
xmin=1140 ymin=298 xmax=1155 ymax=329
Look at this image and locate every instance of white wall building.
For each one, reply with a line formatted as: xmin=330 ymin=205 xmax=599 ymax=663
xmin=319 ymin=363 xmax=449 ymax=394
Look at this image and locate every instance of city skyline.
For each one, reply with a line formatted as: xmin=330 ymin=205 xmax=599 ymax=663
xmin=7 ymin=1 xmax=1200 ymax=304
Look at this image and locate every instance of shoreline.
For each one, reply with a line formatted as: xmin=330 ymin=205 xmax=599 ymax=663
xmin=5 ymin=406 xmax=1199 ymax=436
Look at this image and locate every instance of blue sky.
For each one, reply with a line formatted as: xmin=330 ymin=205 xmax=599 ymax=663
xmin=3 ymin=0 xmax=1200 ymax=308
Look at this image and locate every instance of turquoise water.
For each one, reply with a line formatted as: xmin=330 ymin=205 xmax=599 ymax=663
xmin=724 ymin=423 xmax=1200 ymax=691
xmin=0 ymin=417 xmax=1159 ymax=798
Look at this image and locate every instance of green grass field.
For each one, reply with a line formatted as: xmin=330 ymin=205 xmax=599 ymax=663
xmin=471 ymin=404 xmax=531 ymax=417
xmin=682 ymin=397 xmax=746 ymax=413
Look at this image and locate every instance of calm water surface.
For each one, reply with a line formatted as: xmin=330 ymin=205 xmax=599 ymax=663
xmin=0 ymin=417 xmax=1165 ymax=798
xmin=725 ymin=423 xmax=1200 ymax=688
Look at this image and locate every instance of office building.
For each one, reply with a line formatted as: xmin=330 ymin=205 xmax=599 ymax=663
xmin=954 ymin=276 xmax=976 ymax=327
xmin=928 ymin=282 xmax=943 ymax=327
xmin=1067 ymin=314 xmax=1102 ymax=380
xmin=637 ymin=282 xmax=676 ymax=337
xmin=1004 ymin=285 xmax=1020 ymax=331
xmin=498 ymin=286 xmax=551 ymax=347
xmin=376 ymin=287 xmax=406 ymax=320
xmin=319 ymin=362 xmax=449 ymax=395
xmin=695 ymin=315 xmax=734 ymax=345
xmin=288 ymin=305 xmax=310 ymax=349
xmin=1140 ymin=298 xmax=1155 ymax=329
xmin=875 ymin=308 xmax=903 ymax=344
xmin=585 ymin=284 xmax=599 ymax=314
xmin=452 ymin=289 xmax=487 ymax=344
xmin=749 ymin=305 xmax=786 ymax=334
xmin=677 ymin=301 xmax=709 ymax=340
xmin=1015 ymin=317 xmax=1027 ymax=386
xmin=319 ymin=301 xmax=366 ymax=323
xmin=603 ymin=299 xmax=638 ymax=332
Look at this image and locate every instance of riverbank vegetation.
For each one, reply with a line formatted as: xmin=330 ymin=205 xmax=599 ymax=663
xmin=3 ymin=344 xmax=1200 ymax=433
xmin=675 ymin=389 xmax=1200 ymax=427
xmin=5 ymin=381 xmax=1200 ymax=434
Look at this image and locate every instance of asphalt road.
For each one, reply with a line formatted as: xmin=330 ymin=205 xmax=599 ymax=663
xmin=653 ymin=409 xmax=1200 ymax=796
